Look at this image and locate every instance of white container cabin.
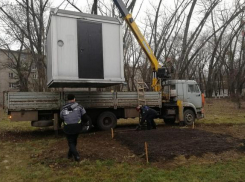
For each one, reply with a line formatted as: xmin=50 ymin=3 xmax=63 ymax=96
xmin=46 ymin=9 xmax=125 ymax=88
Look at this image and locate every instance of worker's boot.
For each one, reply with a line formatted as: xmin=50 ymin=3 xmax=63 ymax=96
xmin=152 ymin=122 xmax=157 ymax=129
xmin=135 ymin=125 xmax=141 ymax=131
xmin=67 ymin=151 xmax=73 ymax=159
xmin=147 ymin=121 xmax=151 ymax=130
xmin=74 ymin=155 xmax=81 ymax=162
xmin=179 ymin=121 xmax=185 ymax=126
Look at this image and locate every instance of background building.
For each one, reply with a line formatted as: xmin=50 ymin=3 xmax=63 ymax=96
xmin=0 ymin=49 xmax=38 ymax=106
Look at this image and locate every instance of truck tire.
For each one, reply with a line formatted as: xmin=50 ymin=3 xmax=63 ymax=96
xmin=31 ymin=120 xmax=53 ymax=127
xmin=184 ymin=109 xmax=195 ymax=125
xmin=164 ymin=119 xmax=175 ymax=125
xmin=97 ymin=112 xmax=117 ymax=131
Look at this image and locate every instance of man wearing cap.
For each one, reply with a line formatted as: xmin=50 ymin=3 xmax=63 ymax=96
xmin=60 ymin=94 xmax=90 ymax=162
xmin=136 ymin=105 xmax=158 ymax=130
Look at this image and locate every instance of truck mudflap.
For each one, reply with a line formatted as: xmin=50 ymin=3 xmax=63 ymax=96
xmin=197 ymin=113 xmax=204 ymax=119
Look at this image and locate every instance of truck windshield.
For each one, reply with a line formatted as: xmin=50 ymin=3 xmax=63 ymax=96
xmin=170 ymin=84 xmax=176 ymax=90
xmin=188 ymin=84 xmax=200 ymax=93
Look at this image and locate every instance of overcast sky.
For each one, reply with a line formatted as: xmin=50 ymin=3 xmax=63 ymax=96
xmin=0 ymin=0 xmax=235 ymax=50
xmin=50 ymin=0 xmax=234 ymax=27
xmin=51 ymin=0 xmax=148 ymax=13
xmin=50 ymin=0 xmax=171 ymax=19
xmin=50 ymin=0 xmax=234 ymax=15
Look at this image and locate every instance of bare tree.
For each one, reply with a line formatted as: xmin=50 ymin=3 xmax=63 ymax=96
xmin=177 ymin=0 xmax=221 ymax=79
xmin=66 ymin=0 xmax=83 ymax=12
xmin=91 ymin=0 xmax=98 ymax=14
xmin=0 ymin=36 xmax=33 ymax=91
xmin=205 ymin=1 xmax=245 ymax=97
xmin=0 ymin=0 xmax=49 ymax=91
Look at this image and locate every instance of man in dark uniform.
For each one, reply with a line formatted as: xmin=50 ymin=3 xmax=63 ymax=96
xmin=136 ymin=105 xmax=158 ymax=130
xmin=60 ymin=94 xmax=89 ymax=162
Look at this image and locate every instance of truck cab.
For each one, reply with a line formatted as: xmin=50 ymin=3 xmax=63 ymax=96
xmin=162 ymin=80 xmax=204 ymax=125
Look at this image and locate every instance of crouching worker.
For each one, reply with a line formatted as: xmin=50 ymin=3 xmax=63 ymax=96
xmin=60 ymin=94 xmax=90 ymax=162
xmin=136 ymin=105 xmax=158 ymax=130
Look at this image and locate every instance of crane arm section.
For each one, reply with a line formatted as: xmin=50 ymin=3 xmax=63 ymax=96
xmin=113 ymin=0 xmax=160 ymax=71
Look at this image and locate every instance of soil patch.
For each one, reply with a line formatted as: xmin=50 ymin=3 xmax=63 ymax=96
xmin=115 ymin=126 xmax=242 ymax=162
xmin=198 ymin=124 xmax=245 ymax=139
xmin=0 ymin=129 xmax=55 ymax=142
xmin=39 ymin=131 xmax=141 ymax=163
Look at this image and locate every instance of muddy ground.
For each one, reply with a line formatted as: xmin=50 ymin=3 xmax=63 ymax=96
xmin=1 ymin=123 xmax=245 ymax=168
xmin=116 ymin=126 xmax=241 ymax=160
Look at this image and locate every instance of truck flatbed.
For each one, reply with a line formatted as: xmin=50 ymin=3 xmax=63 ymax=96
xmin=4 ymin=91 xmax=162 ymax=111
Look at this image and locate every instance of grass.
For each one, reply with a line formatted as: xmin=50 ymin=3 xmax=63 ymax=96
xmin=1 ymin=140 xmax=245 ymax=182
xmin=198 ymin=98 xmax=245 ymax=125
xmin=1 ymin=98 xmax=245 ymax=181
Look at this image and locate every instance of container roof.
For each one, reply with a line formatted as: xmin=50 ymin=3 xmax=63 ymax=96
xmin=46 ymin=8 xmax=121 ymax=36
xmin=50 ymin=8 xmax=120 ymax=23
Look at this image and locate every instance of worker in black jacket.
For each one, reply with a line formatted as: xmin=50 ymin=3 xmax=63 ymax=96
xmin=136 ymin=105 xmax=157 ymax=130
xmin=60 ymin=94 xmax=90 ymax=162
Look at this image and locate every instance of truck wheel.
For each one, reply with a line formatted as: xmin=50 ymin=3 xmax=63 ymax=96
xmin=31 ymin=120 xmax=53 ymax=127
xmin=164 ymin=119 xmax=175 ymax=125
xmin=184 ymin=109 xmax=195 ymax=125
xmin=97 ymin=112 xmax=117 ymax=131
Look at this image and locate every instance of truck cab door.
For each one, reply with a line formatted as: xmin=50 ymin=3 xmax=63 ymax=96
xmin=187 ymin=84 xmax=202 ymax=108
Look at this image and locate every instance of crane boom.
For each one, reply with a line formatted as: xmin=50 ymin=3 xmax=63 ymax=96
xmin=113 ymin=0 xmax=160 ymax=71
xmin=113 ymin=0 xmax=170 ymax=91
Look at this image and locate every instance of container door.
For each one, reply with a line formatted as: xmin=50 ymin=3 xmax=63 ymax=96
xmin=77 ymin=20 xmax=104 ymax=79
xmin=187 ymin=84 xmax=202 ymax=108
